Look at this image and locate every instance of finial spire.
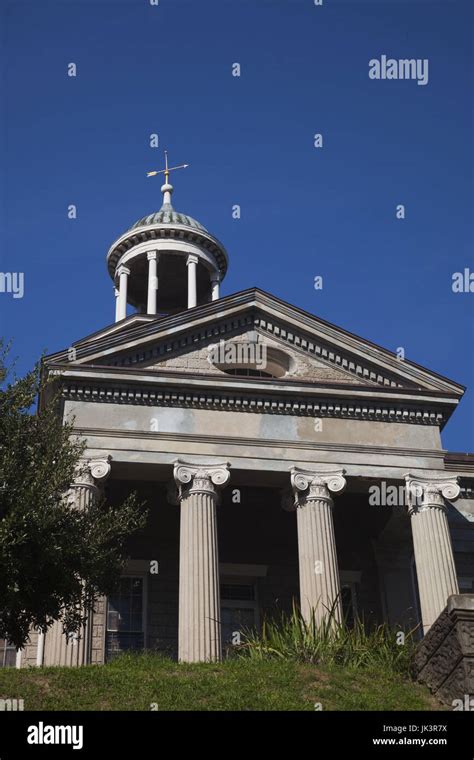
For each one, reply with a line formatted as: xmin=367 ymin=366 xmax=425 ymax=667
xmin=146 ymin=150 xmax=189 ymax=207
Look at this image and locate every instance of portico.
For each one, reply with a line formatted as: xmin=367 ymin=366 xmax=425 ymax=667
xmin=29 ymin=438 xmax=466 ymax=666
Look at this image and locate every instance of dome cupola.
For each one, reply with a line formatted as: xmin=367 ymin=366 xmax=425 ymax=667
xmin=107 ymin=152 xmax=228 ymax=321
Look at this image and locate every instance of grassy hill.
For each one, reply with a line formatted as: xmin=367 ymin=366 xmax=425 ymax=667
xmin=0 ymin=653 xmax=441 ymax=711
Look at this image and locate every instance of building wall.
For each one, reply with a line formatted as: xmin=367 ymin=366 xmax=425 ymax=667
xmin=20 ymin=630 xmax=39 ymax=668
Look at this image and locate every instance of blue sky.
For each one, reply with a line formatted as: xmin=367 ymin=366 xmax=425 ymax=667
xmin=0 ymin=0 xmax=473 ymax=450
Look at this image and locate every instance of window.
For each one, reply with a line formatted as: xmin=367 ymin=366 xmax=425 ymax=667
xmin=459 ymin=577 xmax=474 ymax=593
xmin=211 ymin=343 xmax=291 ymax=379
xmin=339 ymin=571 xmax=360 ymax=627
xmin=341 ymin=585 xmax=357 ymax=627
xmin=0 ymin=639 xmax=16 ymax=668
xmin=106 ymin=577 xmax=145 ymax=661
xmin=223 ymin=368 xmax=275 ymax=379
xmin=221 ymin=580 xmax=259 ymax=646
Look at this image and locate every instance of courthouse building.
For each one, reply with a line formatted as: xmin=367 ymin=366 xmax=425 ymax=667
xmin=12 ymin=171 xmax=474 ymax=669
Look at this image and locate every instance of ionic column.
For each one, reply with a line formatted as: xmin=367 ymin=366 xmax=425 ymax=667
xmin=147 ymin=251 xmax=159 ymax=315
xmin=284 ymin=467 xmax=346 ymax=625
xmin=174 ymin=460 xmax=230 ymax=662
xmin=43 ymin=458 xmax=111 ymax=667
xmin=210 ymin=272 xmax=220 ymax=301
xmin=186 ymin=254 xmax=198 ymax=309
xmin=116 ymin=265 xmax=130 ymax=321
xmin=405 ymin=474 xmax=460 ymax=634
xmin=67 ymin=458 xmax=111 ymax=511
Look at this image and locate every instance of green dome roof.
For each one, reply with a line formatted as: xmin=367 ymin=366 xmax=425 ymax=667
xmin=130 ymin=202 xmax=207 ymax=233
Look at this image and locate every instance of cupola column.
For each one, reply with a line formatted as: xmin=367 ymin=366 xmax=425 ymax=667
xmin=210 ymin=273 xmax=221 ymax=301
xmin=116 ymin=265 xmax=130 ymax=322
xmin=114 ymin=287 xmax=120 ymax=322
xmin=187 ymin=254 xmax=198 ymax=309
xmin=147 ymin=252 xmax=159 ymax=315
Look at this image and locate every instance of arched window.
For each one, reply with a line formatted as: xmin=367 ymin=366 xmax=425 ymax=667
xmin=210 ymin=342 xmax=291 ymax=379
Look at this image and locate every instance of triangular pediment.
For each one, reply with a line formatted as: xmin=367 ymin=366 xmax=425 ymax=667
xmin=45 ymin=288 xmax=464 ymax=397
xmin=134 ymin=326 xmax=376 ymax=386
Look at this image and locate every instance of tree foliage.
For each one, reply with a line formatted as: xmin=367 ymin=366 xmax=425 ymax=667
xmin=0 ymin=341 xmax=147 ymax=649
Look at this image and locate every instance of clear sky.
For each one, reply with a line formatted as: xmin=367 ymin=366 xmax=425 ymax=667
xmin=0 ymin=0 xmax=473 ymax=450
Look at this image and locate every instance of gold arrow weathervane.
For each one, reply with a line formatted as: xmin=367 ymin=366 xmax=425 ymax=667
xmin=146 ymin=150 xmax=189 ymax=182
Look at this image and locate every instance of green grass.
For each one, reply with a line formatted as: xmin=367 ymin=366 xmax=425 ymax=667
xmin=0 ymin=653 xmax=441 ymax=711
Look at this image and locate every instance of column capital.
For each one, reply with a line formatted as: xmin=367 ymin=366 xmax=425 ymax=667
xmin=405 ymin=474 xmax=460 ymax=514
xmin=210 ymin=271 xmax=221 ymax=284
xmin=67 ymin=457 xmax=112 ymax=510
xmin=74 ymin=456 xmax=112 ymax=488
xmin=283 ymin=466 xmax=346 ymax=511
xmin=117 ymin=265 xmax=130 ymax=278
xmin=186 ymin=254 xmax=199 ymax=267
xmin=173 ymin=460 xmax=230 ymax=502
xmin=147 ymin=250 xmax=159 ymax=261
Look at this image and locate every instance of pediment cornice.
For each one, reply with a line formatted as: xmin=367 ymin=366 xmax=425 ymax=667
xmin=44 ymin=288 xmax=465 ymax=398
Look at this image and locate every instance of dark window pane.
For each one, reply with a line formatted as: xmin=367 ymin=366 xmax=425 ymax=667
xmin=221 ymin=584 xmax=255 ymax=601
xmin=107 ymin=610 xmax=119 ymax=631
xmin=107 ymin=577 xmax=144 ymax=633
xmin=131 ymin=597 xmax=142 ymax=615
xmin=0 ymin=639 xmax=16 ymax=668
xmin=119 ymin=613 xmax=131 ymax=631
xmin=105 ymin=632 xmax=144 ymax=661
xmin=221 ymin=607 xmax=256 ymax=644
xmin=341 ymin=585 xmax=355 ymax=627
xmin=224 ymin=368 xmax=275 ymax=378
xmin=117 ymin=598 xmax=130 ymax=616
xmin=4 ymin=649 xmax=16 ymax=667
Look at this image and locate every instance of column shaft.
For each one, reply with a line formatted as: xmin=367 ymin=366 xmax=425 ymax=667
xmin=187 ymin=255 xmax=198 ymax=308
xmin=178 ymin=490 xmax=221 ymax=662
xmin=116 ymin=266 xmax=130 ymax=321
xmin=43 ymin=459 xmax=111 ymax=666
xmin=211 ymin=275 xmax=220 ymax=301
xmin=147 ymin=252 xmax=158 ymax=315
xmin=286 ymin=467 xmax=346 ymax=626
xmin=297 ymin=497 xmax=342 ymax=625
xmin=406 ymin=476 xmax=460 ymax=634
xmin=174 ymin=461 xmax=230 ymax=663
xmin=114 ymin=287 xmax=120 ymax=322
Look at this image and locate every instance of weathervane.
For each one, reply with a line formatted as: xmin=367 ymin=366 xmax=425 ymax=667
xmin=146 ymin=150 xmax=189 ymax=183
